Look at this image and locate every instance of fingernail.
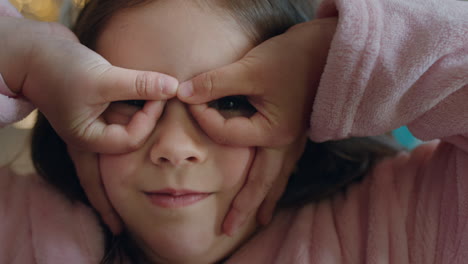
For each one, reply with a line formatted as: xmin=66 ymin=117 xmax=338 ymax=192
xmin=178 ymin=81 xmax=194 ymax=98
xmin=260 ymin=212 xmax=273 ymax=226
xmin=224 ymin=225 xmax=235 ymax=237
xmin=161 ymin=75 xmax=178 ymax=95
xmin=227 ymin=216 xmax=243 ymax=237
xmin=222 ymin=213 xmax=235 ymax=236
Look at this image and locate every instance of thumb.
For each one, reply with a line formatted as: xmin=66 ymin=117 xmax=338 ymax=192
xmin=177 ymin=58 xmax=260 ymax=104
xmin=93 ymin=66 xmax=179 ymax=103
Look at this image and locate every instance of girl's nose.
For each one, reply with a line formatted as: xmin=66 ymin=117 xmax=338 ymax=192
xmin=149 ymin=100 xmax=207 ymax=167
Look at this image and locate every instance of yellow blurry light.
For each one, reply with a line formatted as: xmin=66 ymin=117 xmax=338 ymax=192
xmin=16 ymin=0 xmax=32 ymax=5
xmin=72 ymin=0 xmax=86 ymax=8
xmin=8 ymin=0 xmax=24 ymax=11
xmin=13 ymin=110 xmax=37 ymax=130
xmin=9 ymin=0 xmax=61 ymax=21
xmin=29 ymin=0 xmax=57 ymax=20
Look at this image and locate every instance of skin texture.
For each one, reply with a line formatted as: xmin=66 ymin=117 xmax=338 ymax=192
xmin=178 ymin=18 xmax=338 ymax=233
xmin=96 ymin=1 xmax=261 ymax=262
xmin=71 ymin=0 xmax=335 ymax=240
xmin=0 ymin=16 xmax=178 ymax=152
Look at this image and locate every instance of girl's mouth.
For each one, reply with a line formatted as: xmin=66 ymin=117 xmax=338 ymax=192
xmin=145 ymin=189 xmax=212 ymax=208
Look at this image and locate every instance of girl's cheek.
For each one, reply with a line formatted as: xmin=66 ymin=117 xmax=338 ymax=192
xmin=100 ymin=153 xmax=139 ymax=187
xmin=220 ymin=147 xmax=255 ymax=188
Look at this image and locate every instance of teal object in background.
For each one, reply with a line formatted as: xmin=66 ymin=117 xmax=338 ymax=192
xmin=392 ymin=126 xmax=422 ymax=150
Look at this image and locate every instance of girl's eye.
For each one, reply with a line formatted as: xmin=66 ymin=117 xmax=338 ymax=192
xmin=207 ymin=96 xmax=256 ymax=118
xmin=121 ymin=100 xmax=146 ymax=108
xmin=104 ymin=100 xmax=146 ymax=125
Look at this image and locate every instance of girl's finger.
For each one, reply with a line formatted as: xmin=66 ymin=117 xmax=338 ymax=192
xmin=121 ymin=100 xmax=166 ymax=150
xmin=257 ymin=136 xmax=308 ymax=225
xmin=188 ymin=104 xmax=273 ymax=147
xmin=82 ymin=100 xmax=166 ymax=153
xmin=178 ymin=58 xmax=260 ymax=104
xmin=96 ymin=66 xmax=179 ymax=103
xmin=256 ymin=164 xmax=289 ymax=226
xmin=222 ymin=148 xmax=284 ymax=236
xmin=67 ymin=149 xmax=123 ymax=234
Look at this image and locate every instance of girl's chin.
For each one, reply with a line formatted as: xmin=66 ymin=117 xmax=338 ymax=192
xmin=139 ymin=229 xmax=221 ymax=262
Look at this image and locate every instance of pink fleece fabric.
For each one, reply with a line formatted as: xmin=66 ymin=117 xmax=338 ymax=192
xmin=228 ymin=0 xmax=468 ymax=263
xmin=0 ymin=0 xmax=467 ymax=263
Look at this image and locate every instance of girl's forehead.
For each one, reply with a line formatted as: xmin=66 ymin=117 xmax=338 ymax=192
xmin=95 ymin=0 xmax=254 ymax=82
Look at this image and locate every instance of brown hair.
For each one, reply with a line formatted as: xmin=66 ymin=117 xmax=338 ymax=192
xmin=31 ymin=0 xmax=400 ymax=263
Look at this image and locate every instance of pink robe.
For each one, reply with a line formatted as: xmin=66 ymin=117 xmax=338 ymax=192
xmin=1 ymin=0 xmax=467 ymax=263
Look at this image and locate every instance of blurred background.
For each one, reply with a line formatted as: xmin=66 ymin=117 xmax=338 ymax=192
xmin=9 ymin=0 xmax=83 ymax=23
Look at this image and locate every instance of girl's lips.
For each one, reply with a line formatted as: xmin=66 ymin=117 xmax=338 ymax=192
xmin=146 ymin=192 xmax=211 ymax=209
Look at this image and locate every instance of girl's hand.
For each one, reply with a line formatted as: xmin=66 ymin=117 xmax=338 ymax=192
xmin=68 ymin=149 xmax=123 ymax=234
xmin=0 ymin=16 xmax=178 ymax=152
xmin=0 ymin=17 xmax=177 ymax=234
xmin=177 ymin=18 xmax=338 ymax=234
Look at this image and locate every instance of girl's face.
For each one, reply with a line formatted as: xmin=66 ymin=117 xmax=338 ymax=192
xmin=97 ymin=0 xmax=257 ymax=263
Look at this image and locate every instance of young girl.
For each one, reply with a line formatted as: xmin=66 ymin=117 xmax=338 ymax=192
xmin=2 ymin=0 xmax=467 ymax=264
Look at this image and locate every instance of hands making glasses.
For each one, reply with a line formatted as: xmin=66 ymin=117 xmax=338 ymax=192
xmin=0 ymin=14 xmax=336 ymax=236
